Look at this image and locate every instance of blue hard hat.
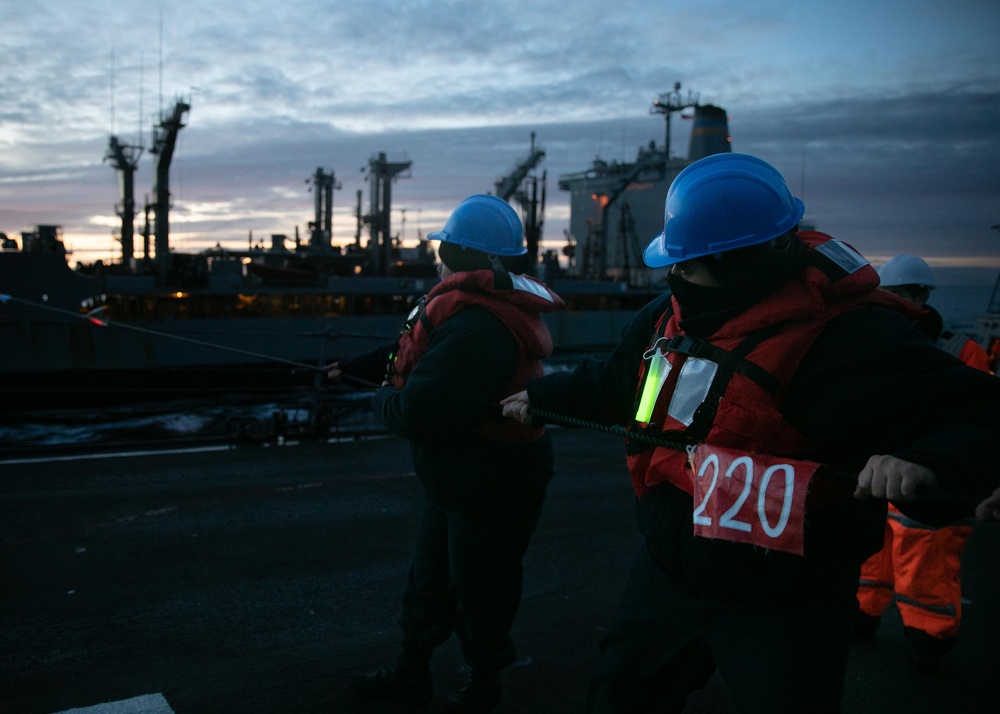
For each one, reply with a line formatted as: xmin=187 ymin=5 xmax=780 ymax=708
xmin=428 ymin=194 xmax=526 ymax=256
xmin=644 ymin=153 xmax=806 ymax=268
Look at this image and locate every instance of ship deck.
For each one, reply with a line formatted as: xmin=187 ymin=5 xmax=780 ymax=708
xmin=1 ymin=429 xmax=997 ymax=713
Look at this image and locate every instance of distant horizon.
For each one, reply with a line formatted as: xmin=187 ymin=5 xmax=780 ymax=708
xmin=41 ymin=245 xmax=1000 ymax=273
xmin=10 ymin=202 xmax=1000 ymax=271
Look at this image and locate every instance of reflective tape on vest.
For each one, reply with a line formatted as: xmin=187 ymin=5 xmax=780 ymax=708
xmin=634 ymin=349 xmax=719 ymax=428
xmin=668 ymin=357 xmax=719 ymax=427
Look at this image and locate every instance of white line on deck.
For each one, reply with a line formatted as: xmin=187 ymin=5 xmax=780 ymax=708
xmin=53 ymin=693 xmax=175 ymax=713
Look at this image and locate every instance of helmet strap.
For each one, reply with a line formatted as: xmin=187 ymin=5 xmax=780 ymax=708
xmin=489 ymin=254 xmax=514 ymax=290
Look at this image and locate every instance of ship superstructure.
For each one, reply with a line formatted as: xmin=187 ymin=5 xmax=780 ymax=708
xmin=558 ymin=85 xmax=731 ymax=285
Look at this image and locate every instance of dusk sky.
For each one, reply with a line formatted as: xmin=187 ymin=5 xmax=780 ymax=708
xmin=1 ymin=0 xmax=998 ymax=268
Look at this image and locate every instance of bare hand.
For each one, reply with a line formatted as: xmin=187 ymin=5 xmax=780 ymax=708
xmin=501 ymin=390 xmax=532 ymax=424
xmin=975 ymin=486 xmax=1000 ymax=522
xmin=854 ymin=454 xmax=940 ymax=501
xmin=324 ymin=362 xmax=342 ymax=382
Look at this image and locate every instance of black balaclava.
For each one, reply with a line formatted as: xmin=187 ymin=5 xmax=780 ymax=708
xmin=914 ymin=304 xmax=943 ymax=342
xmin=438 ymin=241 xmax=492 ymax=272
xmin=437 ymin=241 xmax=532 ymax=276
xmin=668 ymin=232 xmax=808 ymax=337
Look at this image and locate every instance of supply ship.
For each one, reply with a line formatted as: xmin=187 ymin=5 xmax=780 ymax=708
xmin=0 ymin=87 xmax=734 ymax=412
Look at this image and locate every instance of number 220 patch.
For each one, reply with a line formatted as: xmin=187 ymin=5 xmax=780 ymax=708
xmin=688 ymin=445 xmax=821 ymax=555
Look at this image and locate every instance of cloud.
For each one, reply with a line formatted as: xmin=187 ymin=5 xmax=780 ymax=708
xmin=2 ymin=0 xmax=998 ymax=266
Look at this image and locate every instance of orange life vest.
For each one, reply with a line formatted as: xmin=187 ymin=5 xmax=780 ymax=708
xmin=625 ymin=232 xmax=919 ymax=501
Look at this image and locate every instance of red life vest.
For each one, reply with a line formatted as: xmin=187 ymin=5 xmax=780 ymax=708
xmin=626 ymin=232 xmax=920 ymax=501
xmin=391 ymin=268 xmax=563 ymax=442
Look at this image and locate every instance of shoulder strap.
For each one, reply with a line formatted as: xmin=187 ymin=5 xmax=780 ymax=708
xmin=681 ymin=326 xmax=782 ymax=441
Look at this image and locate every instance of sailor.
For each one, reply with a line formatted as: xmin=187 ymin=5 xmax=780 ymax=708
xmin=854 ymin=254 xmax=992 ymax=671
xmin=875 ymin=253 xmax=991 ymax=371
xmin=329 ymin=194 xmax=563 ymax=713
xmin=502 ymin=153 xmax=1000 ymax=713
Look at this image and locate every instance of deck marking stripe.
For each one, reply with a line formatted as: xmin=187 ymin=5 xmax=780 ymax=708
xmin=53 ymin=693 xmax=175 ymax=713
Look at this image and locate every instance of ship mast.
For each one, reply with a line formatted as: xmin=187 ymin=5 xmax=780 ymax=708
xmin=149 ymin=99 xmax=190 ymax=282
xmin=651 ymin=82 xmax=698 ymax=160
xmin=989 ymin=224 xmax=1000 ymax=314
xmin=365 ymin=152 xmax=411 ymax=276
xmin=308 ymin=167 xmax=341 ymax=252
xmin=104 ymin=136 xmax=143 ymax=265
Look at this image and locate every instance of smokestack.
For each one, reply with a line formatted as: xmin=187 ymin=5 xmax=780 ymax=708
xmin=687 ymin=105 xmax=731 ymax=162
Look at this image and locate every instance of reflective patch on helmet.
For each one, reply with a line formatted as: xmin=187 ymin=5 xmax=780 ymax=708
xmin=815 ymin=239 xmax=868 ymax=274
xmin=510 ymin=274 xmax=555 ymax=302
xmin=667 ymin=357 xmax=719 ymax=427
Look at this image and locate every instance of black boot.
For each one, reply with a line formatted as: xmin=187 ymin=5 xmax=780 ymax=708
xmin=440 ymin=670 xmax=502 ymax=713
xmin=853 ymin=612 xmax=881 ymax=642
xmin=903 ymin=626 xmax=955 ymax=673
xmin=350 ymin=647 xmax=433 ymax=705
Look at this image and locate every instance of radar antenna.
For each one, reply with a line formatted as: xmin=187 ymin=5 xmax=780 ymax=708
xmin=651 ymin=82 xmax=699 ymax=160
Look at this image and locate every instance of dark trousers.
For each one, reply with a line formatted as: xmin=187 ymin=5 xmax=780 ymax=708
xmin=587 ymin=544 xmax=857 ymax=714
xmin=399 ymin=498 xmax=542 ymax=673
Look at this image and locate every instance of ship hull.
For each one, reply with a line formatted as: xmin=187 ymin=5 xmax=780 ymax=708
xmin=2 ymin=94 xmax=733 ymax=412
xmin=1 ymin=290 xmax=642 ymax=412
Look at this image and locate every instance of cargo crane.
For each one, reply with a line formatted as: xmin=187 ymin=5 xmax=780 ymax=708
xmin=584 ymin=151 xmax=665 ymax=280
xmin=149 ymin=98 xmax=191 ymax=282
xmin=495 ymin=133 xmax=546 ymax=263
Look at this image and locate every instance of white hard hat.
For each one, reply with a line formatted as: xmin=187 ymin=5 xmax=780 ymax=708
xmin=877 ymin=255 xmax=935 ymax=289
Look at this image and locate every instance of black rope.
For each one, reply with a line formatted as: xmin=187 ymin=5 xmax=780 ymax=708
xmin=0 ymin=293 xmax=389 ymax=373
xmin=527 ymin=407 xmax=692 ymax=451
xmin=341 ymin=374 xmax=381 ymax=390
xmin=527 ymin=406 xmax=979 ymax=506
xmin=528 ymin=407 xmax=858 ymax=490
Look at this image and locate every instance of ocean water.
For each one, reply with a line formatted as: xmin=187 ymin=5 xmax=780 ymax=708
xmin=0 ymin=391 xmax=380 ymax=457
xmin=926 ymin=266 xmax=997 ymax=332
